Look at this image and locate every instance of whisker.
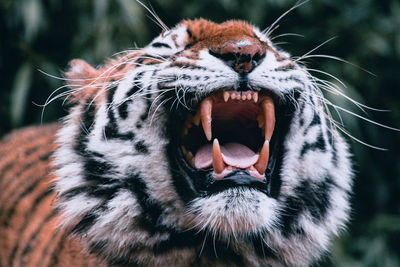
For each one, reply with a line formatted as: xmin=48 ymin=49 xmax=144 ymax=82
xmin=263 ymin=0 xmax=309 ymax=36
xmin=270 ymin=32 xmax=304 ymax=41
xmin=134 ymin=0 xmax=169 ymax=32
xmin=300 ymin=54 xmax=376 ymax=76
xmin=328 ymin=103 xmax=400 ymax=132
xmin=294 ymin=37 xmax=337 ymax=62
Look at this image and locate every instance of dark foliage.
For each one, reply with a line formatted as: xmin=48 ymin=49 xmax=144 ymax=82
xmin=1 ymin=0 xmax=399 ymax=265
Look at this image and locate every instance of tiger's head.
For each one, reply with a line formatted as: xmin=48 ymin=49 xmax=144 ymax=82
xmin=54 ymin=19 xmax=352 ymax=266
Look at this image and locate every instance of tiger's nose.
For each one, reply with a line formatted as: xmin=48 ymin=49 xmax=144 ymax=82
xmin=209 ymin=39 xmax=265 ymax=74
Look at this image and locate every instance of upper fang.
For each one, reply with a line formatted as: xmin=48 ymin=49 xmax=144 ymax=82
xmin=200 ymin=98 xmax=213 ymax=141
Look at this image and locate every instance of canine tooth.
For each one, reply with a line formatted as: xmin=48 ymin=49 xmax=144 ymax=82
xmin=257 ymin=114 xmax=265 ymax=128
xmin=253 ymin=92 xmax=258 ymax=103
xmin=187 ymin=151 xmax=195 ymax=168
xmin=190 ymin=158 xmax=196 ymax=168
xmin=200 ymin=98 xmax=213 ymax=141
xmin=254 ymin=140 xmax=269 ymax=175
xmin=212 ymin=139 xmax=225 ymax=173
xmin=262 ymin=98 xmax=275 ymax=141
xmin=247 ymin=94 xmax=252 ymax=100
xmin=181 ymin=146 xmax=188 ymax=155
xmin=223 ymin=92 xmax=229 ymax=102
xmin=193 ymin=112 xmax=201 ymax=126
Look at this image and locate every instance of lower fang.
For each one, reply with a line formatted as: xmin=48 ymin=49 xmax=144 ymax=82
xmin=254 ymin=140 xmax=269 ymax=175
xmin=212 ymin=139 xmax=225 ymax=174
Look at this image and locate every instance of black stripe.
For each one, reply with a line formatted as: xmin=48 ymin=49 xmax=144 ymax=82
xmin=168 ymin=62 xmax=208 ymax=70
xmin=274 ymin=64 xmax=296 ymax=71
xmin=71 ymin=99 xmax=122 ymax=199
xmin=327 ymin=129 xmax=338 ymax=166
xmin=1 ymin=167 xmax=53 ymax=225
xmin=117 ymin=100 xmax=131 ymax=120
xmin=151 ymin=42 xmax=171 ymax=49
xmin=278 ymin=195 xmax=303 ymax=237
xmin=47 ymin=232 xmax=68 ymax=267
xmin=277 ymin=75 xmax=305 ymax=87
xmin=124 ymin=172 xmax=164 ymax=233
xmin=18 ymin=210 xmax=58 ymax=265
xmin=303 ymin=110 xmax=321 ymax=135
xmin=0 ymin=148 xmax=53 ymax=196
xmin=134 ymin=140 xmax=149 ymax=154
xmin=118 ymin=72 xmax=145 ymax=120
xmin=309 ymin=111 xmax=321 ymax=127
xmin=104 ymin=84 xmax=135 ymax=140
xmin=72 ymin=212 xmax=98 ymax=234
xmin=39 ymin=230 xmax=64 ymax=267
xmin=139 ymin=98 xmax=152 ymax=121
xmin=186 ymin=28 xmax=192 ymax=38
xmin=300 ymin=131 xmax=326 ymax=156
xmin=8 ymin=188 xmax=54 ymax=266
xmin=278 ymin=176 xmax=333 ymax=237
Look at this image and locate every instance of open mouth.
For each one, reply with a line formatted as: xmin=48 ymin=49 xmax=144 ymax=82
xmin=180 ymin=90 xmax=275 ymax=182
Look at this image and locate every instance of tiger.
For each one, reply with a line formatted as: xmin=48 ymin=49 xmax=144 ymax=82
xmin=0 ymin=18 xmax=353 ymax=267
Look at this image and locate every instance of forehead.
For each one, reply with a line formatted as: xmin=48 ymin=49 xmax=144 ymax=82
xmin=183 ymin=19 xmax=258 ymax=43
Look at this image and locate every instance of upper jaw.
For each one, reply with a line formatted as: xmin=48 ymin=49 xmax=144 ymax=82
xmin=177 ymin=88 xmax=279 ymax=194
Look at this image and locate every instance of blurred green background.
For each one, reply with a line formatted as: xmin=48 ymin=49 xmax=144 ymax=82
xmin=0 ymin=0 xmax=399 ymax=266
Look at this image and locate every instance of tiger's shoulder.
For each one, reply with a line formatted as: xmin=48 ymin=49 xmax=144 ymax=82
xmin=0 ymin=124 xmax=106 ymax=267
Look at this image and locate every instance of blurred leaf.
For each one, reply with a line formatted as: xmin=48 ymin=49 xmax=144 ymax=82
xmin=22 ymin=0 xmax=45 ymax=42
xmin=10 ymin=62 xmax=33 ymax=127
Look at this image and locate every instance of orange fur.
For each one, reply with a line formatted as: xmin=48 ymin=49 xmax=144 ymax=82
xmin=0 ymin=125 xmax=106 ymax=267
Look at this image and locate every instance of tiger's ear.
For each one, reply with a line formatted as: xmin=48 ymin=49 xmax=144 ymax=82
xmin=64 ymin=59 xmax=101 ymax=103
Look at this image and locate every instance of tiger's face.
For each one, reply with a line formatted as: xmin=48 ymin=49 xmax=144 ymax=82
xmin=55 ymin=19 xmax=352 ymax=266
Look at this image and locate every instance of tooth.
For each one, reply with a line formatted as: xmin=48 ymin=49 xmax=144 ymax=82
xmin=231 ymin=93 xmax=236 ymax=100
xmin=223 ymin=92 xmax=229 ymax=102
xmin=247 ymin=94 xmax=252 ymax=100
xmin=193 ymin=111 xmax=201 ymax=126
xmin=181 ymin=146 xmax=188 ymax=155
xmin=200 ymin=98 xmax=213 ymax=141
xmin=253 ymin=92 xmax=258 ymax=103
xmin=187 ymin=152 xmax=195 ymax=168
xmin=262 ymin=98 xmax=275 ymax=141
xmin=254 ymin=140 xmax=269 ymax=175
xmin=241 ymin=94 xmax=246 ymax=100
xmin=257 ymin=114 xmax=265 ymax=128
xmin=212 ymin=139 xmax=225 ymax=174
xmin=190 ymin=158 xmax=196 ymax=168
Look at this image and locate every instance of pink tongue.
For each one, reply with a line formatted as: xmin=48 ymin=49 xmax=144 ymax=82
xmin=194 ymin=142 xmax=258 ymax=169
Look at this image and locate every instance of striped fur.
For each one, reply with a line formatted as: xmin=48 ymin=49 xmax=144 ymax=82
xmin=0 ymin=19 xmax=352 ymax=267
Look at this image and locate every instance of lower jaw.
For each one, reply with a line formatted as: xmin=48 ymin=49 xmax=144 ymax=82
xmin=174 ymin=144 xmax=278 ymax=198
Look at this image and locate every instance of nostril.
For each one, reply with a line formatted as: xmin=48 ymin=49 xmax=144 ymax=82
xmin=252 ymin=52 xmax=264 ymax=65
xmin=209 ymin=50 xmax=237 ymax=68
